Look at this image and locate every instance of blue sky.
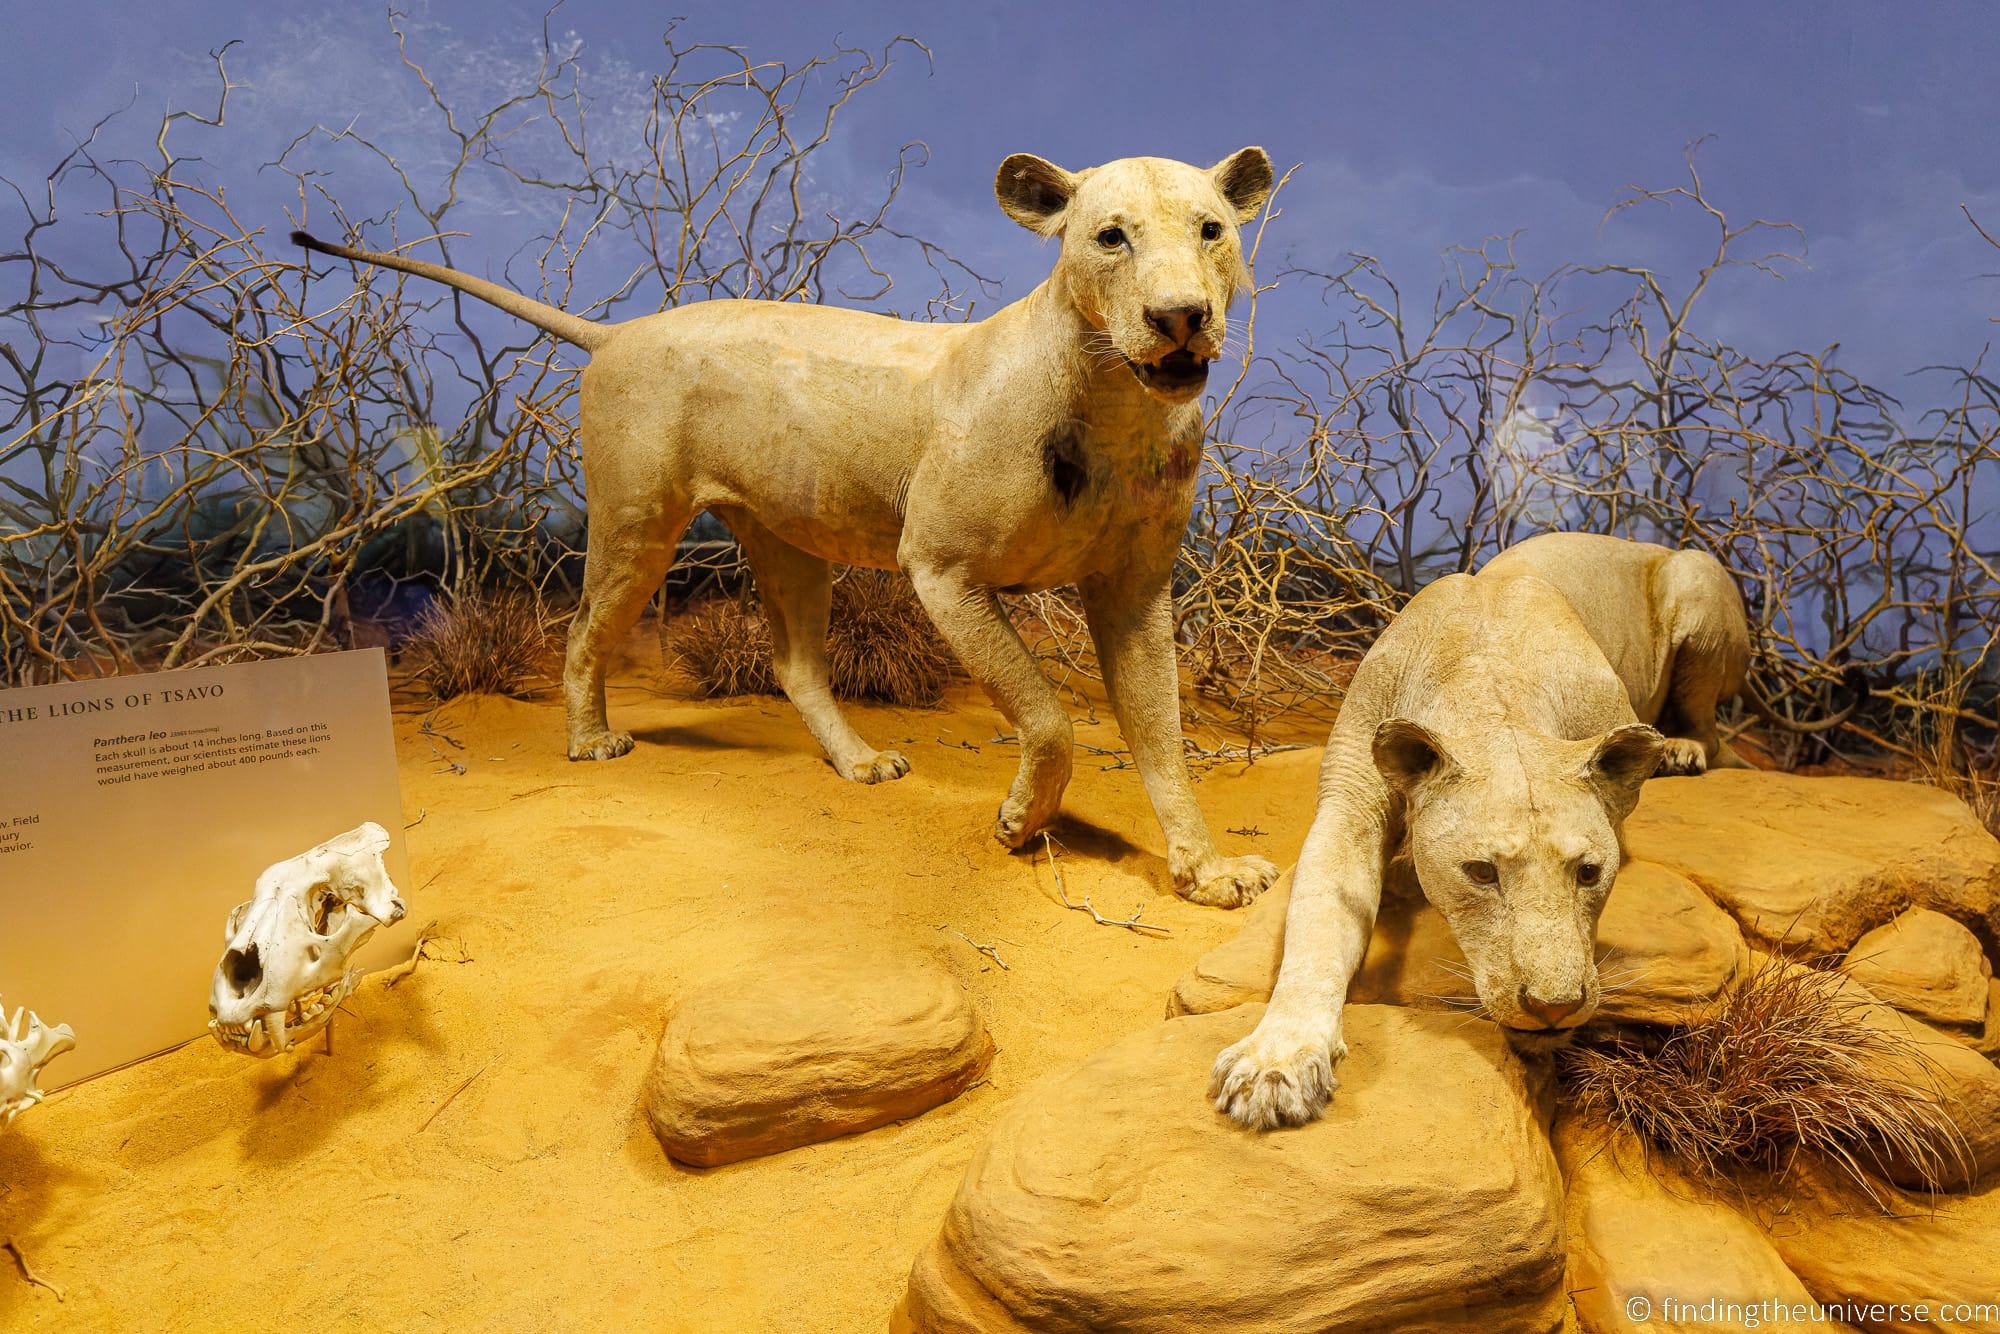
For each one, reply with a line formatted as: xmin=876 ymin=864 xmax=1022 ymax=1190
xmin=6 ymin=1 xmax=1997 ymax=392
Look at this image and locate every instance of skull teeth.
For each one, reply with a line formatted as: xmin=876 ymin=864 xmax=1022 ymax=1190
xmin=210 ymin=983 xmax=342 ymax=1058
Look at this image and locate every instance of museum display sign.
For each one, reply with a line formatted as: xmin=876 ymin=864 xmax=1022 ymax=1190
xmin=0 ymin=649 xmax=413 ymax=1084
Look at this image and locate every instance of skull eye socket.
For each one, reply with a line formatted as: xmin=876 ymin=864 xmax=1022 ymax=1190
xmin=308 ymin=888 xmax=342 ymax=934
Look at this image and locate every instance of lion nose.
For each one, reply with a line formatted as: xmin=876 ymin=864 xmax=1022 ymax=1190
xmin=1145 ymin=303 xmax=1209 ymax=346
xmin=1517 ymin=986 xmax=1584 ymax=1028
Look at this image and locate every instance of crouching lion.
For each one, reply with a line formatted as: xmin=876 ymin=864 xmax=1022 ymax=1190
xmin=295 ymin=148 xmax=1281 ymax=907
xmin=1210 ymin=535 xmax=1704 ymax=1130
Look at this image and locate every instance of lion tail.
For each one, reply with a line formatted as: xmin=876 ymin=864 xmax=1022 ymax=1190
xmin=291 ymin=230 xmax=612 ymax=354
xmin=1740 ymin=662 xmax=1870 ymax=735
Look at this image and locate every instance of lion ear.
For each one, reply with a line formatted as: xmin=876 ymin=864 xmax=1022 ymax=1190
xmin=995 ymin=154 xmax=1078 ymax=236
xmin=1373 ymin=718 xmax=1458 ymax=799
xmin=1210 ymin=146 xmax=1274 ymax=223
xmin=1583 ymin=723 xmax=1666 ymax=819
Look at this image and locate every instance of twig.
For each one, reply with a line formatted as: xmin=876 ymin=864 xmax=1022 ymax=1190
xmin=1226 ymin=825 xmax=1268 ymax=838
xmin=1038 ymin=833 xmax=1171 ymax=935
xmin=418 ymin=1065 xmax=486 ymax=1134
xmin=404 ymin=807 xmax=428 ymax=830
xmin=3 ymin=1238 xmax=64 ymax=1301
xmin=936 ymin=924 xmax=1009 ymax=970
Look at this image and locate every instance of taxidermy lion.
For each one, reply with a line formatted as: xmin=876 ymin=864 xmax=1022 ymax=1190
xmin=1210 ymin=534 xmax=1699 ymax=1130
xmin=294 ymin=147 xmax=1280 ymax=906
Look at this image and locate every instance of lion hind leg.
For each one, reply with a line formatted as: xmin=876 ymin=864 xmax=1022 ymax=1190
xmin=566 ymin=503 xmax=692 ymax=761
xmin=729 ymin=512 xmax=909 ymax=785
xmin=1658 ymin=550 xmax=1755 ymax=774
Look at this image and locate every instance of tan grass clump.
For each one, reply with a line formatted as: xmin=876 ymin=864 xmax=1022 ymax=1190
xmin=1560 ymin=954 xmax=1968 ymax=1197
xmin=669 ymin=570 xmax=955 ymax=706
xmin=403 ymin=588 xmax=555 ymax=701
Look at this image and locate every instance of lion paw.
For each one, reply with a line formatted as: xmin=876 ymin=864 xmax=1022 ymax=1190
xmin=1655 ymin=737 xmax=1709 ymax=777
xmin=1210 ymin=1018 xmax=1344 ymax=1131
xmin=568 ymin=730 xmax=635 ymax=762
xmin=1179 ymin=853 xmax=1279 ymax=908
xmin=993 ymin=798 xmax=1053 ymax=849
xmin=843 ymin=750 xmax=911 ymax=784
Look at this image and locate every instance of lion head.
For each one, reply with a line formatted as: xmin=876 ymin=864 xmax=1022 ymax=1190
xmin=994 ymin=147 xmax=1274 ymax=403
xmin=1372 ymin=718 xmax=1665 ymax=1037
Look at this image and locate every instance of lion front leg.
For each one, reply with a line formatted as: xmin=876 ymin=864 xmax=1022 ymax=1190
xmin=1079 ymin=571 xmax=1276 ymax=907
xmin=1212 ymin=770 xmax=1388 ymax=1130
xmin=909 ymin=565 xmax=1073 ymax=846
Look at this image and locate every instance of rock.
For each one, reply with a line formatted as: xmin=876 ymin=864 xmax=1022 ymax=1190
xmin=895 ymin=1005 xmax=1568 ymax=1333
xmin=643 ymin=955 xmax=991 ymax=1167
xmin=1851 ymin=983 xmax=2000 ymax=1191
xmin=1554 ymin=1116 xmax=1843 ymax=1334
xmin=1594 ymin=863 xmax=1750 ymax=1025
xmin=1164 ymin=866 xmax=1293 ymax=1018
xmin=1166 ymin=863 xmax=1745 ymax=1028
xmin=1979 ymin=980 xmax=2000 ymax=1060
xmin=1751 ymin=953 xmax=2000 ymax=1192
xmin=1842 ymin=908 xmax=1993 ymax=1030
xmin=1760 ymin=1165 xmax=2000 ymax=1334
xmin=1624 ymin=771 xmax=2000 ymax=955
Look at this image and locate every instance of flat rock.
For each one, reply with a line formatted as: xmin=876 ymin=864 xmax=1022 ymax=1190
xmin=1166 ymin=862 xmax=1744 ymax=1028
xmin=1842 ymin=908 xmax=1993 ymax=1030
xmin=643 ymin=955 xmax=991 ymax=1167
xmin=1624 ymin=771 xmax=2000 ymax=955
xmin=1978 ymin=979 xmax=2000 ymax=1059
xmin=1755 ymin=954 xmax=2000 ymax=1192
xmin=896 ymin=1005 xmax=1568 ymax=1333
xmin=1760 ymin=1165 xmax=2000 ymax=1334
xmin=1554 ymin=1116 xmax=1843 ymax=1333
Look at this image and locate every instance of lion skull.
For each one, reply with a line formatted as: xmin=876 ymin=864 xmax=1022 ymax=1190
xmin=0 ymin=999 xmax=75 ymax=1130
xmin=209 ymin=822 xmax=405 ymax=1057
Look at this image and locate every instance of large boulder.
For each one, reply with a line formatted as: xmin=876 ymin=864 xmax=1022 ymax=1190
xmin=1749 ymin=953 xmax=2000 ymax=1192
xmin=1166 ymin=863 xmax=1744 ymax=1028
xmin=643 ymin=954 xmax=991 ymax=1167
xmin=1760 ymin=1165 xmax=2000 ymax=1334
xmin=896 ymin=1005 xmax=1569 ymax=1333
xmin=1624 ymin=771 xmax=2000 ymax=956
xmin=1165 ymin=872 xmax=1465 ymax=1019
xmin=1842 ymin=907 xmax=1993 ymax=1031
xmin=1554 ymin=1116 xmax=1844 ymax=1333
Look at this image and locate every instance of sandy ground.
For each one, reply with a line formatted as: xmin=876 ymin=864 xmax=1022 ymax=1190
xmin=0 ymin=628 xmax=1320 ymax=1331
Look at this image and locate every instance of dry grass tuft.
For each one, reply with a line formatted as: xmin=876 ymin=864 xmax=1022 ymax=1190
xmin=402 ymin=587 xmax=556 ymax=701
xmin=823 ymin=570 xmax=956 ymax=705
xmin=1560 ymin=953 xmax=1969 ymax=1199
xmin=670 ymin=598 xmax=777 ymax=698
xmin=669 ymin=570 xmax=955 ymax=707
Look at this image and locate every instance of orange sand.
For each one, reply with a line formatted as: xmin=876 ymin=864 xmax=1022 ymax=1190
xmin=1 ymin=629 xmax=1318 ymax=1331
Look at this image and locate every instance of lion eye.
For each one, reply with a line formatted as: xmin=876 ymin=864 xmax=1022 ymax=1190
xmin=1463 ymin=860 xmax=1498 ymax=886
xmin=1095 ymin=226 xmax=1127 ymax=249
xmin=1200 ymin=219 xmax=1222 ymax=241
xmin=1577 ymin=863 xmax=1603 ymax=887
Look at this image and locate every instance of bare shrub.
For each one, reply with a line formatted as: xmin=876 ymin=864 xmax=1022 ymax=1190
xmin=402 ymin=588 xmax=555 ymax=701
xmin=1559 ymin=954 xmax=1969 ymax=1199
xmin=0 ymin=24 xmax=979 ymax=689
xmin=669 ymin=570 xmax=954 ymax=706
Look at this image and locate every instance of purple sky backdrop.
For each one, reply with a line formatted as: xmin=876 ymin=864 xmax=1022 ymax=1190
xmin=6 ymin=1 xmax=1998 ymax=398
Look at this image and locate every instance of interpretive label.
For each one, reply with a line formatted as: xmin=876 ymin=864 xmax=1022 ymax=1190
xmin=0 ymin=650 xmax=413 ymax=1084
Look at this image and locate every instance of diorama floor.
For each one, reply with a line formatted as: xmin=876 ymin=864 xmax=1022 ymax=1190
xmin=2 ymin=635 xmax=1319 ymax=1331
